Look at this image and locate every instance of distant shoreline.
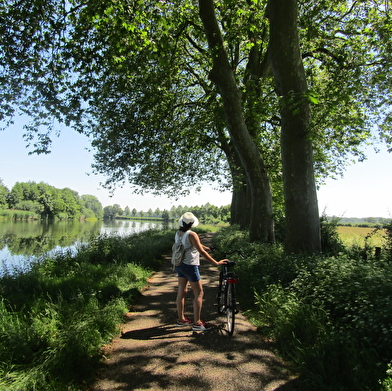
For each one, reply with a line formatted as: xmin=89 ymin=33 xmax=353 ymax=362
xmin=114 ymin=216 xmax=172 ymax=222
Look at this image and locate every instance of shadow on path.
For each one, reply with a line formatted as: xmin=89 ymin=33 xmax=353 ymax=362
xmin=91 ymin=233 xmax=302 ymax=391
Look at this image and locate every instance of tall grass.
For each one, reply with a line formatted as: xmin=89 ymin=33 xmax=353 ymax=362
xmin=0 ymin=228 xmax=175 ymax=390
xmin=212 ymin=224 xmax=392 ymax=391
xmin=0 ymin=209 xmax=39 ymax=220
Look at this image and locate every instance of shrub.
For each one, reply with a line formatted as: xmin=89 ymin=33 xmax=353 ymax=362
xmin=0 ymin=228 xmax=174 ymax=390
xmin=383 ymin=220 xmax=392 ymax=262
xmin=214 ymin=226 xmax=392 ymax=390
xmin=320 ymin=215 xmax=344 ymax=255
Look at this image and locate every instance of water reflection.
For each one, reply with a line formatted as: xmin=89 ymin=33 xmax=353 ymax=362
xmin=101 ymin=219 xmax=171 ymax=235
xmin=0 ymin=219 xmax=175 ymax=274
xmin=0 ymin=220 xmax=102 ymax=257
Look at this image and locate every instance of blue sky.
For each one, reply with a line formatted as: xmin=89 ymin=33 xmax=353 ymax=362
xmin=0 ymin=119 xmax=391 ymax=218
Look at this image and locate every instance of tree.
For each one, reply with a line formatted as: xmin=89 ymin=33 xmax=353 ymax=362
xmin=103 ymin=205 xmax=115 ymax=219
xmin=268 ymin=0 xmax=320 ymax=252
xmin=1 ymin=0 xmax=391 ymax=250
xmin=0 ymin=179 xmax=9 ymax=209
xmin=7 ymin=181 xmax=100 ymax=219
xmin=0 ymin=0 xmax=277 ymax=241
xmin=162 ymin=209 xmax=169 ymax=222
xmin=80 ymin=194 xmax=103 ymax=219
xmin=8 ymin=182 xmax=56 ymax=218
xmin=199 ymin=0 xmax=274 ymax=242
xmin=58 ymin=188 xmax=81 ymax=218
xmin=112 ymin=204 xmax=122 ymax=217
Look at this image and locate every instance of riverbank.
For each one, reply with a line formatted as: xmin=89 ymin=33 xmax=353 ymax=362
xmin=0 ymin=219 xmax=176 ymax=274
xmin=0 ymin=228 xmax=299 ymax=391
xmin=2 ymin=224 xmax=392 ymax=390
xmin=0 ymin=228 xmax=176 ymax=390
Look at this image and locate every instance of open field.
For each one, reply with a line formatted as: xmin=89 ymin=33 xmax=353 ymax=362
xmin=338 ymin=226 xmax=386 ymax=247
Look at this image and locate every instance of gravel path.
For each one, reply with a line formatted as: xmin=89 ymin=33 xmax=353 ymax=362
xmin=90 ymin=233 xmax=301 ymax=391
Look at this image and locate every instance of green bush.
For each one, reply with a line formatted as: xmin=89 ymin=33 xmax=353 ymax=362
xmin=212 ymin=226 xmax=312 ymax=307
xmin=320 ymin=215 xmax=344 ymax=255
xmin=213 ymin=226 xmax=392 ymax=390
xmin=383 ymin=221 xmax=392 ymax=262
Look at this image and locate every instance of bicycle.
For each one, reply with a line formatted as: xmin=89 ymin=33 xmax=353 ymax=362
xmin=211 ymin=247 xmax=241 ymax=336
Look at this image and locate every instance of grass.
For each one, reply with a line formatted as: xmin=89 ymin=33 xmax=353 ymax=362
xmin=0 ymin=209 xmax=39 ymax=220
xmin=2 ymin=222 xmax=392 ymax=391
xmin=211 ymin=224 xmax=392 ymax=391
xmin=338 ymin=226 xmax=386 ymax=248
xmin=0 ymin=228 xmax=176 ymax=390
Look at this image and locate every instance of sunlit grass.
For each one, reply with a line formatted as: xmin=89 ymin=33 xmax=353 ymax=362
xmin=338 ymin=226 xmax=386 ymax=247
xmin=196 ymin=222 xmax=229 ymax=233
xmin=0 ymin=228 xmax=175 ymax=390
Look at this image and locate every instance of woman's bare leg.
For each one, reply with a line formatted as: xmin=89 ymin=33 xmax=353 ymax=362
xmin=176 ymin=277 xmax=188 ymax=321
xmin=189 ymin=280 xmax=204 ymax=324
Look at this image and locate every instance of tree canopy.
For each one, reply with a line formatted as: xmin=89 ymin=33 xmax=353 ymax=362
xmin=1 ymin=0 xmax=391 ymax=250
xmin=2 ymin=1 xmax=390 ymax=172
xmin=3 ymin=181 xmax=103 ymax=219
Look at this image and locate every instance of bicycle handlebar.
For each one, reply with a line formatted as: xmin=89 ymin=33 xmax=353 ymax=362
xmin=223 ymin=260 xmax=236 ymax=267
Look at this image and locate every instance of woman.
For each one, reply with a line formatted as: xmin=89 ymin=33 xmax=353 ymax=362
xmin=174 ymin=212 xmax=227 ymax=331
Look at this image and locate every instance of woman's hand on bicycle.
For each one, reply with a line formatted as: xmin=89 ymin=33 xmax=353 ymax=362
xmin=216 ymin=259 xmax=229 ymax=266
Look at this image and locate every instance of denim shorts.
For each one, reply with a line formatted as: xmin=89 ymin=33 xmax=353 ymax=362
xmin=175 ymin=263 xmax=201 ymax=282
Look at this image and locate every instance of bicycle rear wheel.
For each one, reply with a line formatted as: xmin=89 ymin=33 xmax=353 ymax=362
xmin=225 ymin=283 xmax=235 ymax=335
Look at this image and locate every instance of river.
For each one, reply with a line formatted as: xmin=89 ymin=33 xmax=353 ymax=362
xmin=0 ymin=219 xmax=175 ymax=275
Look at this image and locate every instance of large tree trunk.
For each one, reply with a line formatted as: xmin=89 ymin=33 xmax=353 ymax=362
xmin=215 ymin=115 xmax=251 ymax=229
xmin=226 ymin=143 xmax=251 ymax=229
xmin=199 ymin=0 xmax=274 ymax=242
xmin=267 ymin=0 xmax=321 ymax=253
xmin=231 ymin=176 xmax=251 ymax=229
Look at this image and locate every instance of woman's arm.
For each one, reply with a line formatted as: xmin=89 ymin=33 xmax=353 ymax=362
xmin=188 ymin=231 xmax=227 ymax=266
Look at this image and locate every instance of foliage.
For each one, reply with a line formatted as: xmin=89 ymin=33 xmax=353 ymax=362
xmin=108 ymin=203 xmax=232 ymax=225
xmin=0 ymin=209 xmax=39 ymax=220
xmin=334 ymin=217 xmax=392 ymax=227
xmin=1 ymin=0 xmax=391 ymax=230
xmin=0 ymin=228 xmax=174 ymax=390
xmin=4 ymin=181 xmax=103 ymax=220
xmin=0 ymin=180 xmax=8 ymax=209
xmin=320 ymin=214 xmax=344 ymax=255
xmin=383 ymin=220 xmax=392 ymax=262
xmin=103 ymin=204 xmax=122 ymax=219
xmin=80 ymin=194 xmax=103 ymax=219
xmin=213 ymin=226 xmax=392 ymax=390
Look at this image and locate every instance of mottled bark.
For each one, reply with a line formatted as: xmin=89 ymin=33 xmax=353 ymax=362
xmin=230 ymin=178 xmax=251 ymax=229
xmin=199 ymin=0 xmax=274 ymax=242
xmin=268 ymin=0 xmax=321 ymax=253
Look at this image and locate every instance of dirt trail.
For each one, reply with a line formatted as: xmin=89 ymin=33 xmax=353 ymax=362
xmin=90 ymin=233 xmax=301 ymax=391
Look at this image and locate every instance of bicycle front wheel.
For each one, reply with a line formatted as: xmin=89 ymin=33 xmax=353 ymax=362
xmin=225 ymin=283 xmax=235 ymax=336
xmin=217 ymin=272 xmax=226 ymax=314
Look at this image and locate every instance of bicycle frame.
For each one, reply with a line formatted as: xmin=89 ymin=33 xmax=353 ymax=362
xmin=217 ymin=261 xmax=239 ymax=336
xmin=211 ymin=246 xmax=242 ymax=336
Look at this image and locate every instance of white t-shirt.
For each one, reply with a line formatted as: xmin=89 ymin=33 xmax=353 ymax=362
xmin=175 ymin=230 xmax=200 ymax=266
